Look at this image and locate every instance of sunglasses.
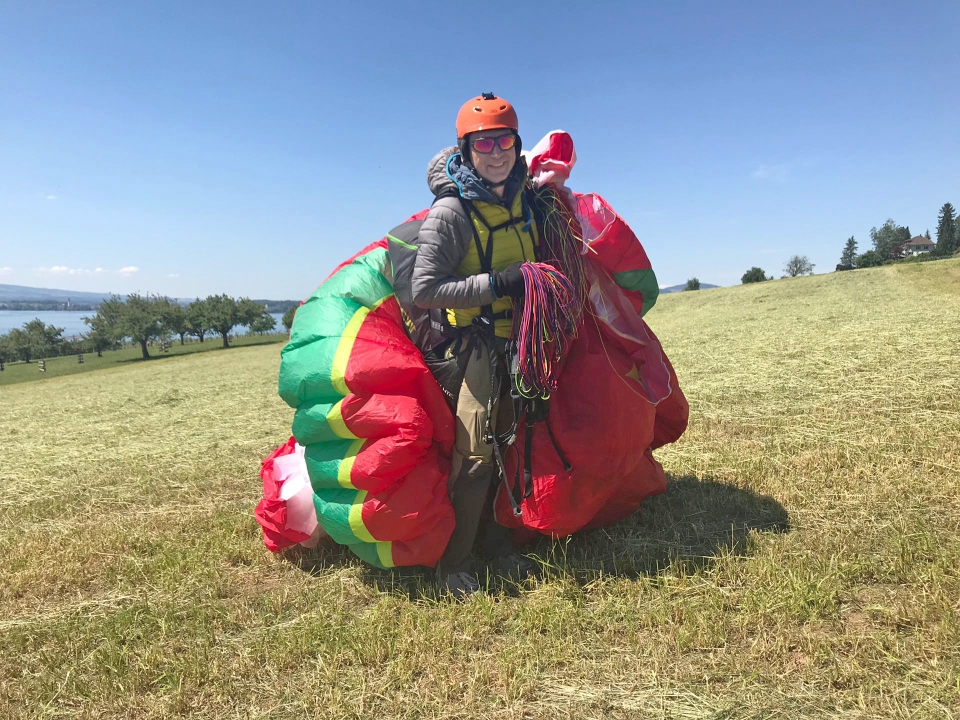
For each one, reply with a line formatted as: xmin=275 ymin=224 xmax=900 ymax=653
xmin=470 ymin=134 xmax=516 ymax=154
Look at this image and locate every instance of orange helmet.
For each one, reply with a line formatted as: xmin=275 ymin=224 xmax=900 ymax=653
xmin=456 ymin=92 xmax=519 ymax=139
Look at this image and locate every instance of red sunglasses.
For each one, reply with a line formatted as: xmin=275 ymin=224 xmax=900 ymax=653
xmin=470 ymin=134 xmax=516 ymax=154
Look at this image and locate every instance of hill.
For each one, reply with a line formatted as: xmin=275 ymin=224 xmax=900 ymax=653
xmin=0 ymin=283 xmax=116 ymax=304
xmin=0 ymin=283 xmax=300 ymax=311
xmin=659 ymin=281 xmax=720 ymax=293
xmin=1 ymin=259 xmax=958 ymax=717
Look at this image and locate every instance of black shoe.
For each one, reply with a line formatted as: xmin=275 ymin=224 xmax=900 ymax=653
xmin=439 ymin=570 xmax=481 ymax=600
xmin=488 ymin=552 xmax=539 ymax=582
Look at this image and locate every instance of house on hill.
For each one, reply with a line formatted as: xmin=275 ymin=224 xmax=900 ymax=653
xmin=903 ymin=235 xmax=936 ymax=256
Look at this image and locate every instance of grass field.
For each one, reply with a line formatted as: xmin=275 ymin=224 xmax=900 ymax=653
xmin=1 ymin=259 xmax=958 ymax=719
xmin=0 ymin=333 xmax=287 ymax=387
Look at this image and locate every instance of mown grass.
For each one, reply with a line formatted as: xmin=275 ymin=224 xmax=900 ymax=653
xmin=0 ymin=333 xmax=287 ymax=387
xmin=1 ymin=259 xmax=958 ymax=719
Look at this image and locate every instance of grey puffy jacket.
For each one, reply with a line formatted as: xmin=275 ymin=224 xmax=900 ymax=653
xmin=411 ymin=147 xmax=527 ymax=311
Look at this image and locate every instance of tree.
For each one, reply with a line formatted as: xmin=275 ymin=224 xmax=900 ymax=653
xmin=684 ymin=277 xmax=700 ymax=291
xmin=87 ymin=293 xmax=167 ymax=360
xmin=0 ymin=334 xmax=8 ymax=370
xmin=5 ymin=328 xmax=32 ymax=362
xmin=21 ymin=319 xmax=64 ymax=360
xmin=236 ymin=298 xmax=267 ymax=329
xmin=249 ymin=312 xmax=277 ymax=335
xmin=186 ymin=299 xmax=209 ymax=343
xmin=935 ymin=202 xmax=957 ymax=257
xmin=163 ymin=302 xmax=190 ymax=345
xmin=238 ymin=298 xmax=278 ymax=336
xmin=838 ymin=236 xmax=858 ymax=270
xmin=870 ymin=219 xmax=911 ymax=260
xmin=122 ymin=293 xmax=170 ymax=360
xmin=59 ymin=336 xmax=87 ymax=357
xmin=741 ymin=267 xmax=769 ymax=284
xmin=3 ymin=320 xmax=63 ymax=363
xmin=203 ymin=294 xmax=240 ymax=348
xmin=84 ymin=300 xmax=122 ymax=357
xmin=281 ymin=305 xmax=298 ymax=332
xmin=85 ymin=326 xmax=116 ymax=357
xmin=784 ymin=255 xmax=815 ymax=277
xmin=854 ymin=250 xmax=885 ymax=268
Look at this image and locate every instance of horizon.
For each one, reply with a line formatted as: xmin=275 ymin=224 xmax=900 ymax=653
xmin=0 ymin=278 xmax=718 ymax=302
xmin=0 ymin=280 xmax=303 ymax=303
xmin=1 ymin=2 xmax=957 ymax=298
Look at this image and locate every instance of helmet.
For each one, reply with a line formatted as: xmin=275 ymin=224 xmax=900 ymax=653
xmin=456 ymin=92 xmax=519 ymax=139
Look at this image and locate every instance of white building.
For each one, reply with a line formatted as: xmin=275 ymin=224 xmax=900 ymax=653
xmin=903 ymin=235 xmax=936 ymax=256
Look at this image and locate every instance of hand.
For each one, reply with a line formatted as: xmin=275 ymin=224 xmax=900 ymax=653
xmin=491 ymin=262 xmax=525 ymax=299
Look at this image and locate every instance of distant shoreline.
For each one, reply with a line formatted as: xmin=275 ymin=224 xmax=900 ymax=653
xmin=0 ymin=309 xmax=287 ymax=337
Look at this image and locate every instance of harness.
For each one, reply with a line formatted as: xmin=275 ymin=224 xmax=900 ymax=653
xmin=441 ymin=191 xmax=571 ymax=518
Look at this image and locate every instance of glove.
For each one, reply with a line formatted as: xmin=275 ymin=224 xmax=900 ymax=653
xmin=491 ymin=262 xmax=525 ymax=299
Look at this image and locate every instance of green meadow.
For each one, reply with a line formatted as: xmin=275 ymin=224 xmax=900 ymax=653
xmin=1 ymin=260 xmax=958 ymax=719
xmin=0 ymin=333 xmax=288 ymax=388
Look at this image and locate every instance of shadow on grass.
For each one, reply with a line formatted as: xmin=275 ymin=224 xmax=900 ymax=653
xmin=116 ymin=336 xmax=285 ymax=364
xmin=540 ymin=474 xmax=790 ymax=583
xmin=285 ymin=473 xmax=790 ymax=600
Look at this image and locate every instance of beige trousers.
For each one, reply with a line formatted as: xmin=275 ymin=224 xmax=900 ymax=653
xmin=448 ymin=340 xmax=513 ymax=485
xmin=439 ymin=339 xmax=515 ymax=573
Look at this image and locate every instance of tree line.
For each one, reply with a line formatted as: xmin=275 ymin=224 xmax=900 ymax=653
xmin=732 ymin=202 xmax=958 ymax=286
xmin=835 ymin=203 xmax=958 ymax=271
xmin=685 ymin=254 xmax=815 ymax=291
xmin=0 ymin=294 xmax=297 ymax=366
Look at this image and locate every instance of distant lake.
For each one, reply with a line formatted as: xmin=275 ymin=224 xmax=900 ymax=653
xmin=0 ymin=310 xmax=286 ymax=338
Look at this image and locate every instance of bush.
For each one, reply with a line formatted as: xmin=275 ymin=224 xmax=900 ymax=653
xmin=741 ymin=267 xmax=769 ymax=283
xmin=685 ymin=278 xmax=700 ymax=291
xmin=900 ymin=253 xmax=942 ymax=264
xmin=854 ymin=250 xmax=885 ymax=268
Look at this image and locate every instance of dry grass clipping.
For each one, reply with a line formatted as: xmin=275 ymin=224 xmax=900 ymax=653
xmin=1 ymin=260 xmax=958 ymax=719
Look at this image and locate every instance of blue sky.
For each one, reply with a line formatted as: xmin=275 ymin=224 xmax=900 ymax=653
xmin=1 ymin=1 xmax=957 ymax=299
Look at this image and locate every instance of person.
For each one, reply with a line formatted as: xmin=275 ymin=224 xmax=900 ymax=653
xmin=412 ymin=93 xmax=540 ymax=598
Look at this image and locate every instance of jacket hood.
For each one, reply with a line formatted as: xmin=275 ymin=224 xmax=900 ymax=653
xmin=426 ymin=147 xmax=459 ymax=197
xmin=426 ymin=147 xmax=528 ymax=206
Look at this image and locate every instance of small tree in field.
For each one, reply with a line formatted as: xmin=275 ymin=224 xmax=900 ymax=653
xmin=121 ymin=294 xmax=168 ymax=360
xmin=741 ymin=267 xmax=769 ymax=284
xmin=249 ymin=312 xmax=276 ymax=335
xmin=6 ymin=329 xmax=32 ymax=363
xmin=23 ymin=318 xmax=64 ymax=360
xmin=84 ymin=299 xmax=122 ymax=357
xmin=164 ymin=303 xmax=190 ymax=345
xmin=204 ymin=294 xmax=240 ymax=348
xmin=684 ymin=277 xmax=700 ymax=291
xmin=85 ymin=294 xmax=169 ymax=360
xmin=784 ymin=255 xmax=815 ymax=277
xmin=282 ymin=305 xmax=298 ymax=332
xmin=186 ymin=299 xmax=208 ymax=343
xmin=4 ymin=320 xmax=64 ymax=362
xmin=236 ymin=298 xmax=267 ymax=330
xmin=86 ymin=326 xmax=115 ymax=357
xmin=838 ymin=237 xmax=858 ymax=270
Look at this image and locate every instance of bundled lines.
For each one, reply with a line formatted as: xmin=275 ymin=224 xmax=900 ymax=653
xmin=512 ymin=262 xmax=580 ymax=399
xmin=529 ymin=186 xmax=590 ymax=315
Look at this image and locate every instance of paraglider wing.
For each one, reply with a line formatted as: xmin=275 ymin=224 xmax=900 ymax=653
xmin=257 ymin=135 xmax=688 ymax=562
xmin=274 ymin=223 xmax=455 ymax=568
